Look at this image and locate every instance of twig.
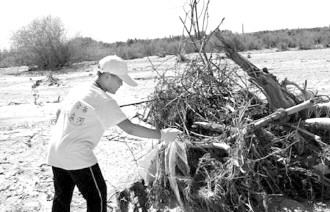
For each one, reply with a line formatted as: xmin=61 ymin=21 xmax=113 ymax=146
xmin=123 ymin=138 xmax=139 ymax=167
xmin=104 ymin=134 xmax=121 ymax=141
xmin=119 ymin=99 xmax=153 ymax=108
xmin=8 ymin=101 xmax=24 ymax=105
xmin=285 ymin=123 xmax=325 ymax=146
xmin=24 ymin=132 xmax=37 ymax=147
xmin=252 ymin=139 xmax=299 ymax=162
xmin=147 ymin=56 xmax=176 ymax=85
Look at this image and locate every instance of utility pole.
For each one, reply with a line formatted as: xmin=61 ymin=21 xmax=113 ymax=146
xmin=242 ymin=24 xmax=244 ymax=34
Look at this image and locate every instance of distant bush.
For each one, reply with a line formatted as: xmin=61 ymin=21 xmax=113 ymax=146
xmin=10 ymin=16 xmax=70 ymax=70
xmin=66 ymin=37 xmax=114 ymax=63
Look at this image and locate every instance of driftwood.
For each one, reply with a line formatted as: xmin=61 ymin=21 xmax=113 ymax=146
xmin=248 ymin=98 xmax=315 ymax=130
xmin=192 ymin=121 xmax=226 ymax=133
xmin=303 ymin=117 xmax=330 ymax=133
xmin=215 ymin=31 xmax=297 ymax=111
xmin=203 ymin=99 xmax=316 ymax=144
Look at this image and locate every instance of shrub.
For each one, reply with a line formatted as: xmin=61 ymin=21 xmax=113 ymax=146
xmin=10 ymin=16 xmax=69 ymax=70
xmin=276 ymin=41 xmax=289 ymax=51
xmin=66 ymin=37 xmax=114 ymax=63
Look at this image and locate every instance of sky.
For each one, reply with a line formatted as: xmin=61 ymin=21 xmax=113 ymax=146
xmin=0 ymin=0 xmax=329 ymax=50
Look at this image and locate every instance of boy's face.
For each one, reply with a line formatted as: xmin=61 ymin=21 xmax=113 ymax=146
xmin=104 ymin=73 xmax=123 ymax=94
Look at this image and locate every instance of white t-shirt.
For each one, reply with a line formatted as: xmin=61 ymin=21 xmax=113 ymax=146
xmin=47 ymin=82 xmax=127 ymax=170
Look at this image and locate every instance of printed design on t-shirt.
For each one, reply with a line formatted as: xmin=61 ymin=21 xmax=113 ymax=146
xmin=67 ymin=101 xmax=89 ymax=126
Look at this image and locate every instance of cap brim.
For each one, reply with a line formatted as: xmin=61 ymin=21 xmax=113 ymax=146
xmin=118 ymin=74 xmax=138 ymax=87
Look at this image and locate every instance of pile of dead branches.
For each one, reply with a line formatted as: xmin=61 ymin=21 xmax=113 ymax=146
xmin=139 ymin=32 xmax=330 ymax=212
xmin=117 ymin=1 xmax=330 ymax=211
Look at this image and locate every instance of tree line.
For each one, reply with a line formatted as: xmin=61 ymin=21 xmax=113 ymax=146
xmin=0 ymin=16 xmax=329 ymax=70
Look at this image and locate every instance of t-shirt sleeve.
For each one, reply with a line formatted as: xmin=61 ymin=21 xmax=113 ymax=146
xmin=96 ymin=99 xmax=127 ymax=129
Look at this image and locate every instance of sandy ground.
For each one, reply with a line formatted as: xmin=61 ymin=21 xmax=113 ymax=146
xmin=0 ymin=49 xmax=330 ymax=211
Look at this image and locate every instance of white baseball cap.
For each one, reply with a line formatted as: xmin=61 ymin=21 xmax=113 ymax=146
xmin=98 ymin=55 xmax=138 ymax=87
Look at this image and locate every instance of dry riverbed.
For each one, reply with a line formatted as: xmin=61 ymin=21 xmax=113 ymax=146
xmin=1 ymin=49 xmax=330 ymax=211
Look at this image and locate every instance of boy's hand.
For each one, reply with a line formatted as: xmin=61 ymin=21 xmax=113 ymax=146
xmin=160 ymin=128 xmax=182 ymax=142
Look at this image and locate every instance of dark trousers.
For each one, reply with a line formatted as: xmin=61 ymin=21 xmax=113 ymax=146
xmin=51 ymin=163 xmax=107 ymax=212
